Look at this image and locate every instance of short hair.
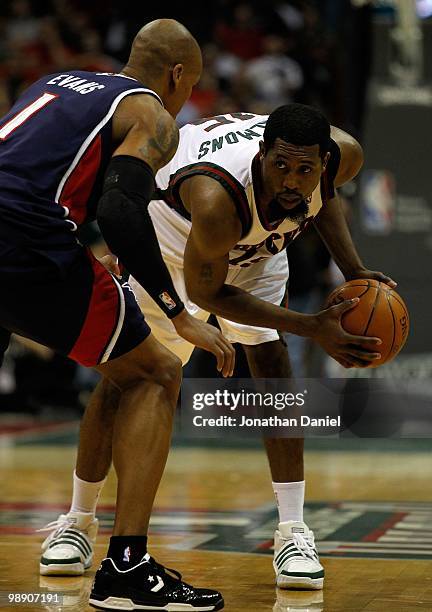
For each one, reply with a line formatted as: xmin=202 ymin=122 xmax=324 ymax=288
xmin=263 ymin=103 xmax=331 ymax=157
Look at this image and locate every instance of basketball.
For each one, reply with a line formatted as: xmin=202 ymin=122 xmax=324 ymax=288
xmin=326 ymin=279 xmax=410 ymax=367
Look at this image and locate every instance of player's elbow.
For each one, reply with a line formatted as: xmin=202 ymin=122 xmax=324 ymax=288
xmin=335 ymin=137 xmax=364 ymax=187
xmin=349 ymin=139 xmax=364 ymax=177
xmin=341 ymin=139 xmax=364 ymax=184
xmin=97 ymin=189 xmax=121 ymax=245
xmin=185 ymin=281 xmax=207 ymax=308
xmin=185 ymin=277 xmax=218 ymax=312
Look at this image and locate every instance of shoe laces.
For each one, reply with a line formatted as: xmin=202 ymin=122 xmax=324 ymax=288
xmin=289 ymin=531 xmax=317 ymax=561
xmin=147 ymin=556 xmax=184 ymax=585
xmin=37 ymin=515 xmax=77 ymax=539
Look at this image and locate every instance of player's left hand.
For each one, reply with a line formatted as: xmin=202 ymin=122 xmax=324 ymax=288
xmin=346 ymin=268 xmax=397 ymax=289
xmin=172 ymin=310 xmax=235 ymax=377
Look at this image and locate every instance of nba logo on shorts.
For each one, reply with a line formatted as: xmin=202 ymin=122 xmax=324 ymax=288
xmin=159 ymin=291 xmax=176 ymax=310
xmin=123 ymin=546 xmax=131 ymax=562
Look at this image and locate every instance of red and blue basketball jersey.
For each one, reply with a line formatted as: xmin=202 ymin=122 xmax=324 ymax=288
xmin=0 ymin=71 xmax=161 ymax=266
xmin=0 ymin=71 xmax=159 ymax=365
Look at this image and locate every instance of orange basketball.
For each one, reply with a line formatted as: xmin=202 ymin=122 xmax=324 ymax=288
xmin=326 ymin=279 xmax=409 ymax=367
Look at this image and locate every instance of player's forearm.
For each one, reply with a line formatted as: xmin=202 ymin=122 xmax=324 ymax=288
xmin=190 ymin=283 xmax=318 ymax=338
xmin=97 ymin=156 xmax=184 ymax=318
xmin=314 ymin=195 xmax=365 ymax=279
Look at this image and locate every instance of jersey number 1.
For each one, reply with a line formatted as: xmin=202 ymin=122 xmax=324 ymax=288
xmin=0 ymin=92 xmax=58 ymax=141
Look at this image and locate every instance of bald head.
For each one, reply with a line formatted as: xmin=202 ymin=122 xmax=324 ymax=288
xmin=126 ymin=19 xmax=202 ymax=82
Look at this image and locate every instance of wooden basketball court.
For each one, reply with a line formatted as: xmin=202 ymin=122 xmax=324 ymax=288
xmin=1 ymin=423 xmax=432 ymax=611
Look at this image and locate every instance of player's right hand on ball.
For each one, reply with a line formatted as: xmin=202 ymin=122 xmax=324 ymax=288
xmin=313 ymin=298 xmax=382 ymax=368
xmin=172 ymin=310 xmax=235 ymax=377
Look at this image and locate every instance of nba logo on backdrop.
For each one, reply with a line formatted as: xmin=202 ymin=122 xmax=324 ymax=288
xmin=361 ymin=170 xmax=395 ymax=235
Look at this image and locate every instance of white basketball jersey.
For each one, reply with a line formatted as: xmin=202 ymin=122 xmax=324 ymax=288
xmin=150 ymin=113 xmax=338 ymax=268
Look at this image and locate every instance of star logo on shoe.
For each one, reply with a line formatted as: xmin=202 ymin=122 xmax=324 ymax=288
xmin=150 ymin=575 xmax=164 ymax=592
xmin=148 ymin=576 xmax=154 ymax=582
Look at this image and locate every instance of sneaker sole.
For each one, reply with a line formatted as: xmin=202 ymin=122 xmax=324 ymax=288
xmin=89 ymin=595 xmax=224 ymax=611
xmin=277 ymin=575 xmax=324 ymax=590
xmin=39 ymin=559 xmax=92 ymax=576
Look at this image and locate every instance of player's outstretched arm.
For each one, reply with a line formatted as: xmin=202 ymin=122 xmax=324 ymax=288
xmin=313 ymin=128 xmax=364 ymax=279
xmin=183 ymin=175 xmax=382 ymax=367
xmin=314 ymin=128 xmax=396 ymax=288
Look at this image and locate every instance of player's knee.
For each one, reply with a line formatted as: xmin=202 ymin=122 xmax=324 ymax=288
xmin=112 ymin=352 xmax=181 ymax=394
xmin=245 ymin=339 xmax=291 ymax=377
xmin=95 ymin=336 xmax=182 ymax=394
xmin=99 ymin=377 xmax=121 ymax=412
xmin=151 ymin=352 xmax=182 ymax=393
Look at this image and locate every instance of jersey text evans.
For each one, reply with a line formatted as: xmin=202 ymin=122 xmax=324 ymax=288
xmin=46 ymin=73 xmax=106 ymax=95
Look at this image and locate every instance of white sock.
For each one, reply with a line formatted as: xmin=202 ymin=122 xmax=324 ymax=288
xmin=70 ymin=470 xmax=106 ymax=516
xmin=272 ymin=480 xmax=305 ymax=523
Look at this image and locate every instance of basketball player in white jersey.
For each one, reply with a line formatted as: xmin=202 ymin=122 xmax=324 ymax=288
xmin=41 ymin=104 xmax=395 ymax=592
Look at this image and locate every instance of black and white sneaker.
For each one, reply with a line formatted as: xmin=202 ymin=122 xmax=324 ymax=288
xmin=89 ymin=553 xmax=224 ymax=611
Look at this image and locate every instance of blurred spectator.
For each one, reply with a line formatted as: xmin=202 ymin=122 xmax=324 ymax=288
xmin=5 ymin=0 xmax=41 ymax=46
xmin=214 ymin=2 xmax=264 ymax=60
xmin=74 ymin=28 xmax=122 ymax=72
xmin=212 ymin=46 xmax=243 ymax=90
xmin=0 ymin=0 xmax=372 ymax=126
xmin=202 ymin=42 xmax=242 ymax=95
xmin=241 ymin=34 xmax=303 ymax=110
xmin=38 ymin=17 xmax=75 ymax=70
xmin=290 ymin=1 xmax=345 ymax=124
xmin=188 ymin=69 xmax=221 ymax=117
xmin=273 ymin=1 xmax=305 ymax=31
xmin=104 ymin=7 xmax=129 ymax=60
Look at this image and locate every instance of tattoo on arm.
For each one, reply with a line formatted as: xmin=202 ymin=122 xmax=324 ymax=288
xmin=139 ymin=114 xmax=179 ymax=170
xmin=199 ymin=263 xmax=213 ymax=285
